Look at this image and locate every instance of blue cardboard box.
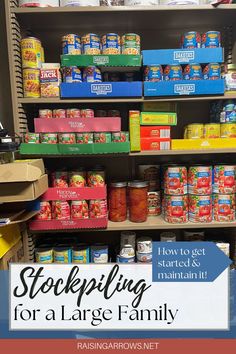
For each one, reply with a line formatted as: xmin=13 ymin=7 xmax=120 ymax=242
xmin=144 ymin=79 xmax=225 ymax=97
xmin=142 ymin=48 xmax=224 ymax=65
xmin=60 ymin=82 xmax=142 ymax=98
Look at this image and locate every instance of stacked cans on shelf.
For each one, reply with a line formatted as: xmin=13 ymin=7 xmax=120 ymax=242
xmin=117 ymin=232 xmax=152 ymax=264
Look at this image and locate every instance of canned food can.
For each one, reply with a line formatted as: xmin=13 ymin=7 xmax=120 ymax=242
xmin=213 ymin=193 xmax=235 ymax=222
xmin=181 ymin=31 xmax=201 ymax=49
xmin=87 ymin=167 xmax=105 ymax=187
xmin=35 ymin=248 xmax=53 ymax=264
xmin=120 ymin=244 xmax=135 ymax=258
xmin=51 ymin=171 xmax=68 ymax=187
xmin=220 ymin=110 xmax=236 ymax=123
xmin=89 ymin=199 xmax=107 ymax=218
xmin=71 ymin=200 xmax=89 ymax=219
xmin=76 ymin=132 xmax=93 ymax=144
xmin=164 ymin=165 xmax=187 ymax=195
xmin=137 ymin=237 xmax=152 ymax=253
xmin=96 ymin=110 xmax=107 ymax=117
xmin=83 ymin=66 xmax=102 ymax=83
xmin=59 ymin=133 xmax=76 ymax=144
xmin=204 ymin=123 xmax=221 ymax=138
xmin=94 ymin=132 xmax=111 ymax=143
xmin=53 ymin=109 xmax=66 ymax=118
xmin=122 ymin=33 xmax=140 ymax=55
xmin=66 ymin=108 xmax=81 ymax=118
xmin=120 ymin=231 xmax=136 ymax=250
xmin=24 ymin=132 xmax=40 ymax=143
xmin=21 ymin=37 xmax=42 ymax=69
xmin=23 ymin=68 xmax=40 ymax=98
xmin=136 ymin=252 xmax=152 ymax=263
xmin=188 ymin=166 xmax=212 ymax=195
xmin=69 ymin=170 xmax=86 ymax=187
xmin=216 ymin=242 xmax=230 ymax=257
xmin=54 ymin=247 xmax=72 ymax=264
xmin=164 ymin=64 xmax=183 ymax=81
xmin=189 ymin=195 xmax=212 ymax=223
xmin=184 ymin=230 xmax=205 ymax=241
xmin=39 ymin=109 xmax=52 ymax=118
xmin=72 ymin=244 xmax=90 ymax=264
xmin=81 ymin=109 xmax=94 ymax=118
xmin=213 ymin=165 xmax=236 ymax=194
xmin=63 ymin=67 xmax=82 ymax=83
xmin=62 ymin=34 xmax=81 ymax=55
xmin=111 ymin=132 xmax=129 ymax=142
xmin=160 ymin=232 xmax=176 ymax=242
xmin=138 ymin=165 xmax=160 ymax=191
xmin=52 ymin=201 xmax=71 ymax=220
xmin=220 ymin=122 xmax=236 ymax=138
xmin=203 ymin=63 xmax=221 ymax=80
xmin=164 ymin=195 xmax=188 ymax=224
xmin=202 ymin=31 xmax=221 ymax=48
xmin=82 ymin=33 xmax=101 ymax=55
xmin=35 ymin=201 xmax=52 ymax=220
xmin=144 ymin=65 xmax=163 ymax=82
xmin=102 ymin=33 xmax=121 ymax=55
xmin=148 ymin=191 xmax=161 ymax=216
xmin=116 ymin=255 xmax=135 ymax=263
xmin=91 ymin=244 xmax=108 ymax=264
xmin=41 ymin=133 xmax=58 ymax=144
xmin=183 ymin=63 xmax=202 ymax=80
xmin=107 ymin=110 xmax=120 ymax=117
xmin=184 ymin=123 xmax=204 ymax=139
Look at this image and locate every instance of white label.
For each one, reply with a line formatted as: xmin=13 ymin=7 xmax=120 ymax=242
xmin=174 ymin=84 xmax=195 ymax=95
xmin=91 ymin=84 xmax=112 ymax=95
xmin=93 ymin=56 xmax=110 ymax=65
xmin=173 ymin=51 xmax=195 ymax=63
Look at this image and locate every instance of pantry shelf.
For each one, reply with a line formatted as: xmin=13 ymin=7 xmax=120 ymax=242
xmin=130 ymin=149 xmax=236 ymax=156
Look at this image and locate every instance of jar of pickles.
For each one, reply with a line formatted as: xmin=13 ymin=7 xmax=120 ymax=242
xmin=108 ymin=182 xmax=127 ymax=222
xmin=128 ymin=181 xmax=148 ymax=223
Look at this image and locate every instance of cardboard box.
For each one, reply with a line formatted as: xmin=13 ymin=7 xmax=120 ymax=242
xmin=172 ymin=138 xmax=236 ymax=150
xmin=142 ymin=102 xmax=177 ymax=112
xmin=0 ymin=240 xmax=25 ymax=270
xmin=141 ymin=112 xmax=177 ymax=126
xmin=141 ymin=126 xmax=171 ymax=138
xmin=129 ymin=111 xmax=141 ymax=152
xmin=0 ymin=224 xmax=21 ymax=259
xmin=0 ymin=159 xmax=45 ymax=183
xmin=141 ymin=138 xmax=171 ymax=151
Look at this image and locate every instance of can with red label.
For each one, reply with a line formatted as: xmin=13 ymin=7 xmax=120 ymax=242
xmin=59 ymin=133 xmax=76 ymax=144
xmin=183 ymin=63 xmax=202 ymax=80
xmin=39 ymin=109 xmax=52 ymax=118
xmin=87 ymin=167 xmax=105 ymax=187
xmin=181 ymin=31 xmax=201 ymax=49
xmin=213 ymin=165 xmax=236 ymax=194
xmin=188 ymin=165 xmax=212 ymax=195
xmin=203 ymin=63 xmax=221 ymax=80
xmin=41 ymin=133 xmax=58 ymax=144
xmin=202 ymin=31 xmax=221 ymax=48
xmin=76 ymin=133 xmax=93 ymax=144
xmin=213 ymin=194 xmax=235 ymax=222
xmin=71 ymin=200 xmax=89 ymax=219
xmin=51 ymin=171 xmax=68 ymax=188
xmin=164 ymin=64 xmax=183 ymax=81
xmin=69 ymin=170 xmax=86 ymax=188
xmin=66 ymin=109 xmax=81 ymax=118
xmin=35 ymin=201 xmax=52 ymax=220
xmin=94 ymin=132 xmax=111 ymax=143
xmin=148 ymin=191 xmax=161 ymax=216
xmin=52 ymin=200 xmax=71 ymax=220
xmin=189 ymin=195 xmax=212 ymax=223
xmin=53 ymin=109 xmax=66 ymax=118
xmin=89 ymin=199 xmax=107 ymax=219
xmin=164 ymin=195 xmax=188 ymax=224
xmin=24 ymin=133 xmax=40 ymax=144
xmin=111 ymin=132 xmax=129 ymax=142
xmin=164 ymin=165 xmax=187 ymax=195
xmin=81 ymin=109 xmax=94 ymax=118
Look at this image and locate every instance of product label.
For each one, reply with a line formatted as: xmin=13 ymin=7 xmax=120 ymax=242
xmin=174 ymin=84 xmax=195 ymax=95
xmin=91 ymin=84 xmax=112 ymax=95
xmin=173 ymin=50 xmax=195 ymax=62
xmin=93 ymin=56 xmax=110 ymax=65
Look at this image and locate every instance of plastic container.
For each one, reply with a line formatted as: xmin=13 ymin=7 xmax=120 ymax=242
xmin=108 ymin=182 xmax=127 ymax=222
xmin=128 ymin=180 xmax=148 ymax=223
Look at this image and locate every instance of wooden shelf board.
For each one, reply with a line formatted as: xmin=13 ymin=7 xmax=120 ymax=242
xmin=130 ymin=149 xmax=236 ymax=156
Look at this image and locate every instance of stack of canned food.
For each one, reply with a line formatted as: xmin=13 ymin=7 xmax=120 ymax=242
xmin=117 ymin=232 xmax=152 ymax=264
xmin=62 ymin=33 xmax=140 ymax=55
xmin=184 ymin=121 xmax=236 ymax=139
xmin=180 ymin=30 xmax=221 ymax=49
xmin=211 ymin=100 xmax=236 ymax=124
xmin=38 ymin=108 xmax=121 ymax=118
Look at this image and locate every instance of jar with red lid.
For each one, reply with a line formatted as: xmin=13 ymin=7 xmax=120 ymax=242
xmin=108 ymin=182 xmax=127 ymax=222
xmin=128 ymin=181 xmax=148 ymax=223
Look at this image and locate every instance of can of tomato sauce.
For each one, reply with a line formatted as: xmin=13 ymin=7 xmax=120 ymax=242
xmin=59 ymin=133 xmax=76 ymax=144
xmin=81 ymin=109 xmax=94 ymax=118
xmin=52 ymin=201 xmax=71 ymax=220
xmin=76 ymin=133 xmax=93 ymax=144
xmin=41 ymin=133 xmax=58 ymax=144
xmin=51 ymin=171 xmax=68 ymax=187
xmin=181 ymin=31 xmax=201 ymax=49
xmin=69 ymin=169 xmax=86 ymax=187
xmin=71 ymin=200 xmax=89 ymax=219
xmin=204 ymin=123 xmax=221 ymax=138
xmin=189 ymin=195 xmax=212 ymax=223
xmin=220 ymin=123 xmax=236 ymax=138
xmin=89 ymin=200 xmax=107 ymax=218
xmin=53 ymin=109 xmax=66 ymax=118
xmin=39 ymin=109 xmax=52 ymax=118
xmin=148 ymin=191 xmax=161 ymax=216
xmin=188 ymin=165 xmax=212 ymax=195
xmin=66 ymin=108 xmax=81 ymax=118
xmin=87 ymin=166 xmax=105 ymax=187
xmin=24 ymin=132 xmax=40 ymax=143
xmin=202 ymin=31 xmax=221 ymax=48
xmin=164 ymin=64 xmax=183 ymax=81
xmin=164 ymin=165 xmax=187 ymax=195
xmin=183 ymin=63 xmax=202 ymax=80
xmin=94 ymin=132 xmax=111 ymax=143
xmin=213 ymin=165 xmax=236 ymax=194
xmin=213 ymin=193 xmax=235 ymax=222
xmin=164 ymin=195 xmax=188 ymax=224
xmin=35 ymin=201 xmax=52 ymax=220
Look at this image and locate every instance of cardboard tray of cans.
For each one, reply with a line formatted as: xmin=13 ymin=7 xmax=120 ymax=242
xmin=29 ymin=218 xmax=108 ymax=231
xmin=34 ymin=117 xmax=121 ymax=133
xmin=41 ymin=186 xmax=107 ymax=201
xmin=61 ymin=55 xmax=142 ymax=67
xmin=20 ymin=142 xmax=130 ymax=155
xmin=172 ymin=138 xmax=236 ymax=150
xmin=60 ymin=82 xmax=143 ymax=98
xmin=142 ymin=48 xmax=224 ymax=65
xmin=144 ymin=79 xmax=225 ymax=97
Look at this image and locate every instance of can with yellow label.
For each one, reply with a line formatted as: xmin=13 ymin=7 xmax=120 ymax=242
xmin=23 ymin=68 xmax=40 ymax=98
xmin=204 ymin=123 xmax=221 ymax=138
xmin=220 ymin=122 xmax=236 ymax=138
xmin=21 ymin=37 xmax=42 ymax=69
xmin=184 ymin=124 xmax=204 ymax=139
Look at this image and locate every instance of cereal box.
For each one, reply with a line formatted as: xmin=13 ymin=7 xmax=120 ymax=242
xmin=40 ymin=63 xmax=61 ymax=98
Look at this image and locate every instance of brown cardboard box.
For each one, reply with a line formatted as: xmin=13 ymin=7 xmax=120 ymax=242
xmin=0 ymin=159 xmax=45 ymax=183
xmin=0 ymin=240 xmax=25 ymax=270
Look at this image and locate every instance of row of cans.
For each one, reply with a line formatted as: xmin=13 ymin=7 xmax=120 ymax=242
xmin=118 ymin=234 xmax=152 ymax=264
xmin=163 ymin=165 xmax=236 ymax=195
xmin=38 ymin=108 xmax=120 ymax=118
xmin=62 ymin=33 xmax=140 ymax=55
xmin=49 ymin=168 xmax=105 ymax=188
xmin=144 ymin=63 xmax=221 ymax=82
xmin=163 ymin=193 xmax=236 ymax=224
xmin=35 ymin=243 xmax=108 ymax=264
xmin=180 ymin=31 xmax=221 ymax=49
xmin=184 ymin=122 xmax=236 ymax=139
xmin=24 ymin=131 xmax=129 ymax=144
xmin=36 ymin=199 xmax=107 ymax=220
xmin=21 ymin=36 xmax=45 ymax=69
xmin=211 ymin=100 xmax=236 ymax=123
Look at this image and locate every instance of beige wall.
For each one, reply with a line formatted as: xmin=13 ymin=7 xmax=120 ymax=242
xmin=0 ymin=0 xmax=13 ymax=134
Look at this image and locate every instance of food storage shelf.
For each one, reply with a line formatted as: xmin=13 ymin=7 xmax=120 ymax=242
xmin=41 ymin=187 xmax=107 ymax=201
xmin=130 ymin=148 xmax=236 ymax=156
xmin=60 ymin=82 xmax=143 ymax=98
xmin=144 ymin=79 xmax=225 ymax=96
xmin=29 ymin=218 xmax=108 ymax=231
xmin=34 ymin=117 xmax=121 ymax=133
xmin=142 ymin=48 xmax=224 ymax=65
xmin=61 ymin=54 xmax=141 ymax=67
xmin=20 ymin=142 xmax=130 ymax=155
xmin=172 ymin=138 xmax=236 ymax=150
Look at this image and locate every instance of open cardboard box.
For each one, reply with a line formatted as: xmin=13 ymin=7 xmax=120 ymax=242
xmin=0 ymin=224 xmax=25 ymax=270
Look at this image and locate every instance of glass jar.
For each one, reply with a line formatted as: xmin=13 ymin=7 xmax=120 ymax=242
xmin=222 ymin=64 xmax=236 ymax=93
xmin=128 ymin=181 xmax=148 ymax=223
xmin=108 ymin=182 xmax=127 ymax=222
